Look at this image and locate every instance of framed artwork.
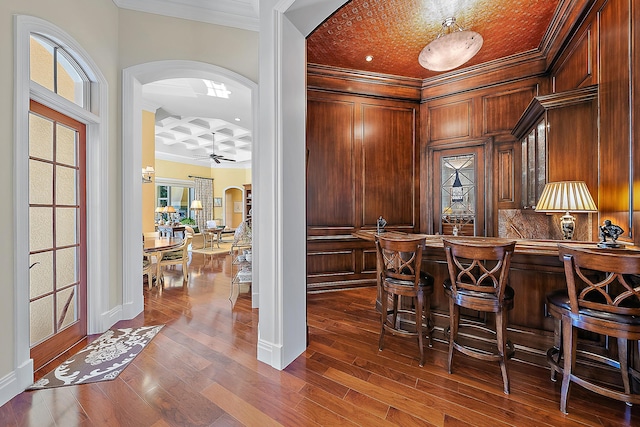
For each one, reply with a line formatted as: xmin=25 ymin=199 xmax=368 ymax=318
xmin=214 ymin=197 xmax=222 ymax=207
xmin=233 ymin=201 xmax=242 ymax=213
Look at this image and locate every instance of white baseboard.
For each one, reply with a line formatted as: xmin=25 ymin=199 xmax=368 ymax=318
xmin=0 ymin=358 xmax=33 ymax=408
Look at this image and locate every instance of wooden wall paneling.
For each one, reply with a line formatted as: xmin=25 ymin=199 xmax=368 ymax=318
xmin=428 ymin=100 xmax=471 ymax=143
xmin=306 ymin=97 xmax=358 ymax=233
xmin=552 ymin=24 xmax=595 ymax=92
xmin=633 ymin=0 xmax=640 ymax=245
xmin=306 ymin=237 xmax=376 ymax=291
xmin=598 ymin=0 xmax=632 ymax=239
xmin=307 ymin=63 xmax=423 ymax=101
xmin=420 ymin=54 xmax=547 ymax=101
xmin=482 ymin=87 xmax=538 ymax=136
xmin=495 ymin=140 xmax=521 ymax=208
xmin=546 ymin=99 xmax=598 ymax=195
xmin=361 ymin=103 xmax=417 ymax=228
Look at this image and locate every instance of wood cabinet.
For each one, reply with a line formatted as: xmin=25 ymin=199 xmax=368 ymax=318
xmin=243 ymin=184 xmax=252 ymax=222
xmin=512 ymin=85 xmax=598 ymax=210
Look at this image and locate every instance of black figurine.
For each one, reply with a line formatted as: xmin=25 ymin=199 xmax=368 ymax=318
xmin=598 ymin=220 xmax=624 ymax=248
xmin=376 ymin=216 xmax=387 ymax=234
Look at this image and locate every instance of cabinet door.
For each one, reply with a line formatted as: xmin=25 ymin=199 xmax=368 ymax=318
xmin=432 ymin=145 xmax=486 ymax=236
xmin=521 ymin=119 xmax=546 ymax=208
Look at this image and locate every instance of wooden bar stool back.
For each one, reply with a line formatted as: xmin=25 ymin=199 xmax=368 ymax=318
xmin=555 ymin=244 xmax=640 ymax=413
xmin=376 ymin=235 xmax=434 ymax=367
xmin=443 ymin=238 xmax=517 ymax=394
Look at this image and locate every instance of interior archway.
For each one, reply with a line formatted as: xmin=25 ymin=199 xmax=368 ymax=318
xmin=122 ymin=60 xmax=258 ymax=319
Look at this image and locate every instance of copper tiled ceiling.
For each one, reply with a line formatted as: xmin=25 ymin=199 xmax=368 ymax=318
xmin=307 ymin=0 xmax=561 ymax=79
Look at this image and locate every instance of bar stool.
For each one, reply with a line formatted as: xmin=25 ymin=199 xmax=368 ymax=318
xmin=442 ymin=238 xmax=517 ymax=394
xmin=549 ymin=244 xmax=640 ymax=414
xmin=376 ymin=234 xmax=434 ymax=367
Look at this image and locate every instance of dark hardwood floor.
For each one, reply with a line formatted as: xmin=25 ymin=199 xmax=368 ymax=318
xmin=1 ymin=251 xmax=639 ymax=426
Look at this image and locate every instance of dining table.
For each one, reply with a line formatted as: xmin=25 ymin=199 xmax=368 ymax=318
xmin=144 ymin=236 xmax=183 ymax=254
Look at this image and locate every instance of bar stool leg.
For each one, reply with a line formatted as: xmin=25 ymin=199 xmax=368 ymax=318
xmin=496 ymin=312 xmax=510 ymax=394
xmin=416 ymin=292 xmax=425 ymax=367
xmin=379 ymin=288 xmax=388 ymax=351
xmin=447 ymin=298 xmax=459 ymax=374
xmin=617 ymin=338 xmax=633 ymax=406
xmin=560 ymin=317 xmax=576 ymax=414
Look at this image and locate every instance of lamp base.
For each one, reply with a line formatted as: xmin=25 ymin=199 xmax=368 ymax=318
xmin=560 ymin=212 xmax=576 ymax=240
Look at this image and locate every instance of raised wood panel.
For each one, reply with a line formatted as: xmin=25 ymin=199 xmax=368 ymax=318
xmin=546 ymin=100 xmax=598 ymax=200
xmin=428 ymin=101 xmax=471 ymax=142
xmin=496 ymin=143 xmax=517 ymax=205
xmin=362 ymin=104 xmax=417 ymax=227
xmin=598 ymin=0 xmax=631 ymax=237
xmin=553 ymin=25 xmax=593 ymax=92
xmin=482 ymin=87 xmax=537 ymax=135
xmin=362 ymin=249 xmax=377 ymax=274
xmin=307 ymin=250 xmax=355 ymax=275
xmin=307 ymin=98 xmax=356 ymax=229
xmin=634 ymin=0 xmax=640 ymax=245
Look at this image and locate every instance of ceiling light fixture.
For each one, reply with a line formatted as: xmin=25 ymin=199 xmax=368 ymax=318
xmin=365 ymin=55 xmax=374 ymax=62
xmin=419 ymin=17 xmax=483 ymax=72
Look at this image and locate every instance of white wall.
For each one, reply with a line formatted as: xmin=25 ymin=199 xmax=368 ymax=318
xmin=0 ymin=0 xmax=258 ymax=407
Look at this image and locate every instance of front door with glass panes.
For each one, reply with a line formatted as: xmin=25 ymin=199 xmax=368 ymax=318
xmin=29 ymin=101 xmax=87 ymax=371
xmin=432 ymin=145 xmax=485 ymax=236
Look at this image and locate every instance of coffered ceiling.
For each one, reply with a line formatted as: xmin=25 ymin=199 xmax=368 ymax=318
xmin=120 ymin=0 xmax=564 ymax=165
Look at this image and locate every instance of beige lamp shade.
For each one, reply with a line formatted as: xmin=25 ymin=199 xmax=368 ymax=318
xmin=190 ymin=200 xmax=203 ymax=210
xmin=163 ymin=206 xmax=176 ymax=214
xmin=535 ymin=181 xmax=598 ymax=213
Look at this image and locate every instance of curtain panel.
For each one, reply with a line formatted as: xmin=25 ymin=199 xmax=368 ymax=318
xmin=193 ymin=177 xmax=213 ymax=231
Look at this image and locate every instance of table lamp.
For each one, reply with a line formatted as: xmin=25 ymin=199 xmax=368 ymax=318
xmin=190 ymin=200 xmax=203 ymax=230
xmin=163 ymin=205 xmax=177 ymax=225
xmin=535 ymin=181 xmax=598 ymax=240
xmin=155 ymin=206 xmax=164 ymax=224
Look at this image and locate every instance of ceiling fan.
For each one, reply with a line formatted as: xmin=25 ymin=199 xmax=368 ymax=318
xmin=207 ymin=150 xmax=236 ymax=164
xmin=195 ymin=132 xmax=236 ymax=163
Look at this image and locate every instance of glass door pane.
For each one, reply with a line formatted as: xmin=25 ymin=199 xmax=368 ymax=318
xmin=440 ymin=154 xmax=476 ymax=236
xmin=29 ymin=112 xmax=82 ymax=347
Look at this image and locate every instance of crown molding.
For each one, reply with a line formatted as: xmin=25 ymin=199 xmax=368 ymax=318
xmin=112 ymin=0 xmax=259 ymax=32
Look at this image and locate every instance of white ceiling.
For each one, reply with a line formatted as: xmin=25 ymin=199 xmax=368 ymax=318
xmin=114 ymin=0 xmax=260 ymax=167
xmin=116 ymin=0 xmax=332 ymax=168
xmin=142 ymin=77 xmax=252 ymax=167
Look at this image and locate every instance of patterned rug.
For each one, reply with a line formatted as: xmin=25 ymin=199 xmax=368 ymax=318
xmin=28 ymin=325 xmax=163 ymax=390
xmin=191 ymin=241 xmax=232 ymax=256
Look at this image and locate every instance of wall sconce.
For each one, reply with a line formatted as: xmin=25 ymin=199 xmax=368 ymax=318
xmin=142 ymin=166 xmax=155 ymax=183
xmin=535 ymin=181 xmax=598 ymax=240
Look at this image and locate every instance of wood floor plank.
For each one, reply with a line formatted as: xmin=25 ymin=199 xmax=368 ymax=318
xmin=201 ymin=382 xmax=284 ymax=427
xmin=323 ymin=367 xmax=446 ymax=426
xmin=3 ymin=253 xmax=640 ymax=426
xmin=299 ymin=384 xmax=395 ymax=427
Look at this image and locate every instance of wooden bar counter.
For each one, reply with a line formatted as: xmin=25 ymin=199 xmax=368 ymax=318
xmin=308 ymin=230 xmax=636 ymax=367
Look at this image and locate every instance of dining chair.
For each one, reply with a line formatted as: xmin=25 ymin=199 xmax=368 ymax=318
xmin=443 ymin=238 xmax=517 ymax=394
xmin=157 ymin=235 xmax=192 ymax=284
xmin=376 ymin=234 xmax=434 ymax=367
xmin=550 ymin=244 xmax=640 ymax=413
xmin=142 ymin=251 xmax=154 ymax=288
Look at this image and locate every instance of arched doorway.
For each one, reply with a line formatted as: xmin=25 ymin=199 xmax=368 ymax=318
xmin=122 ymin=60 xmax=258 ymax=319
xmin=224 ymin=186 xmax=244 ymax=228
